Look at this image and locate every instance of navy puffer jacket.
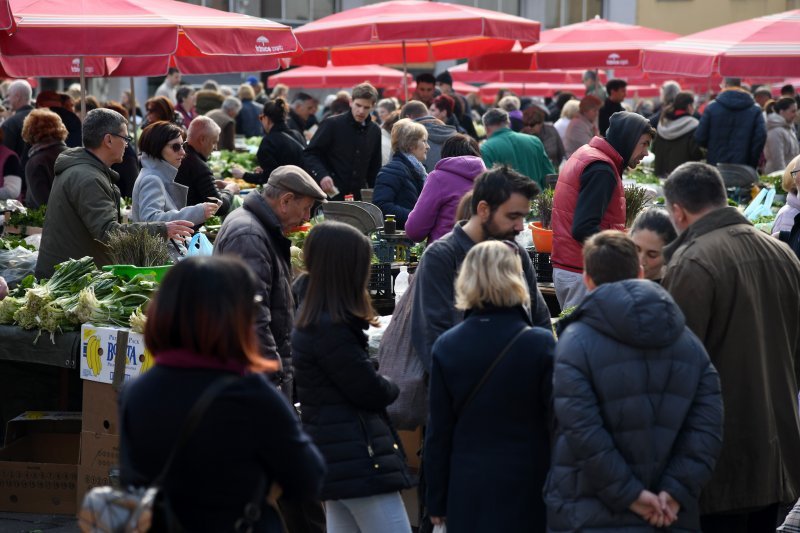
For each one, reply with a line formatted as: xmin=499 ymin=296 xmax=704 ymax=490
xmin=695 ymin=89 xmax=766 ymax=168
xmin=373 ymin=153 xmax=425 ymax=228
xmin=545 ymin=280 xmax=723 ymax=532
xmin=292 ymin=312 xmax=415 ymax=501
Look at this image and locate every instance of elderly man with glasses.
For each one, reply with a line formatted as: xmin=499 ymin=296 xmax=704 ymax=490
xmin=35 ymin=108 xmax=194 ymax=278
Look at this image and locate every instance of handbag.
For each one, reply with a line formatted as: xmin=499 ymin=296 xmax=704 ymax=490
xmin=454 ymin=326 xmax=530 ymax=418
xmin=378 ymin=274 xmax=428 ymax=430
xmin=78 ymin=375 xmax=266 ymax=533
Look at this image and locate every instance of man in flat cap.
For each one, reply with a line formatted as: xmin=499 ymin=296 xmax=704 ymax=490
xmin=214 ymin=164 xmax=326 ymax=401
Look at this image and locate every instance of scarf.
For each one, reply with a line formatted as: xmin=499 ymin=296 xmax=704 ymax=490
xmin=401 ymin=151 xmax=428 ymax=180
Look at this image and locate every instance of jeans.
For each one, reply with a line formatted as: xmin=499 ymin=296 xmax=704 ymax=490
xmin=553 ymin=267 xmax=588 ymax=310
xmin=326 ymin=492 xmax=411 ymax=533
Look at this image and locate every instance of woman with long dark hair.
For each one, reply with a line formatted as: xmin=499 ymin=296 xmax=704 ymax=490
xmin=231 ymin=98 xmax=305 ymax=184
xmin=120 ymin=256 xmax=326 ymax=532
xmin=293 ymin=222 xmax=414 ymax=533
xmin=651 ymin=91 xmax=703 ymax=178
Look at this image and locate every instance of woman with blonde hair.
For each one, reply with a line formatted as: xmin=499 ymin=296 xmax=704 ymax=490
xmin=373 ymin=118 xmax=428 ymax=229
xmin=554 ymin=98 xmax=579 ymax=141
xmin=424 ymin=240 xmax=555 ymax=533
xmin=772 ymin=154 xmax=800 ymax=234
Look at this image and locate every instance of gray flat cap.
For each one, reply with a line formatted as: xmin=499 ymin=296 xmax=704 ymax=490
xmin=268 ymin=165 xmax=327 ymax=202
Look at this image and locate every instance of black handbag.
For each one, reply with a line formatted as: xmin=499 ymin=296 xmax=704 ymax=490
xmin=78 ymin=375 xmax=266 ymax=533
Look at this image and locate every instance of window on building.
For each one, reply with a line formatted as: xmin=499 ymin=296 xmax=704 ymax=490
xmin=546 ymin=0 xmax=602 ymax=27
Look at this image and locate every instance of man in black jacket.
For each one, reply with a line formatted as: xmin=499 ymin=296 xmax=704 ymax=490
xmin=176 ymin=116 xmax=239 ymax=218
xmin=303 ymin=83 xmax=381 ymax=200
xmin=598 ymin=78 xmax=627 ymax=137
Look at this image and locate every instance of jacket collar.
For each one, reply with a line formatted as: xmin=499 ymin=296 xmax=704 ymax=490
xmin=345 ymin=110 xmax=373 ymax=130
xmin=588 ymin=136 xmax=625 ymax=173
xmin=83 ymin=148 xmax=121 ymax=184
xmin=490 ymin=127 xmax=513 ymax=139
xmin=140 ymin=153 xmax=179 ymax=182
xmin=184 ymin=143 xmax=207 ymax=163
xmin=243 ymin=193 xmax=292 ymax=247
xmin=663 ymin=206 xmax=750 ymax=262
xmin=465 ymin=304 xmax=532 ymax=325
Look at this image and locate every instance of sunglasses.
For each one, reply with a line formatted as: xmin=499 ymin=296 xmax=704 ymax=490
xmin=792 ymin=169 xmax=800 ymax=180
xmin=166 ymin=140 xmax=185 ymax=153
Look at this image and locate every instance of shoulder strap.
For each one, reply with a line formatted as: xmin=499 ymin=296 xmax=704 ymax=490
xmin=153 ymin=375 xmax=239 ymax=486
xmin=455 ymin=326 xmax=530 ymax=419
xmin=281 ymin=131 xmax=306 ymax=150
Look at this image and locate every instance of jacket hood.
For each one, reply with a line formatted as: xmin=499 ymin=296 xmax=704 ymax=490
xmin=715 ymin=88 xmax=758 ymax=111
xmin=657 ymin=115 xmax=699 ymax=141
xmin=432 ymin=155 xmax=486 ymax=181
xmin=28 ymin=140 xmax=66 ymax=158
xmin=419 ymin=120 xmax=458 ymax=143
xmin=767 ymin=112 xmax=791 ymax=131
xmin=605 ymin=111 xmax=653 ymax=164
xmin=563 ymin=279 xmax=686 ymax=348
xmin=54 ymin=147 xmax=118 ymax=183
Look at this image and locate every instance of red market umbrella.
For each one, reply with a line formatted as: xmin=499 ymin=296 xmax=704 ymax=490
xmin=451 ymin=62 xmax=602 ymax=84
xmin=642 ymin=10 xmax=800 ymax=78
xmin=470 ymin=16 xmax=679 ymax=71
xmin=0 ymin=0 xmax=299 ymax=60
xmin=292 ymin=0 xmax=539 ymax=67
xmin=267 ymin=63 xmax=412 ymax=89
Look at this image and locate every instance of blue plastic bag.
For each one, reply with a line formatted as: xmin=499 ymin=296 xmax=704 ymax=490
xmin=186 ymin=233 xmax=213 ymax=257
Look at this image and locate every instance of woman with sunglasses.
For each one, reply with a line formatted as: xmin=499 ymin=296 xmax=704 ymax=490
xmin=143 ymin=95 xmax=184 ymax=131
xmin=424 ymin=240 xmax=555 ymax=533
xmin=131 ymin=121 xmax=219 ymax=228
xmin=231 ymin=98 xmax=305 ymax=184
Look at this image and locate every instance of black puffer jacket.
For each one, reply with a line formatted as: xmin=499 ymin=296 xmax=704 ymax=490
xmin=546 ymin=280 xmax=723 ymax=532
xmin=292 ymin=312 xmax=415 ymax=501
xmin=243 ymin=123 xmax=306 ymax=185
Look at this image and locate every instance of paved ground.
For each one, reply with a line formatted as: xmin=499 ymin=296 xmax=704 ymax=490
xmin=0 ymin=513 xmax=78 ymax=532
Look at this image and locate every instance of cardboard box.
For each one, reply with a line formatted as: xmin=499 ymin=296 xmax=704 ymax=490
xmin=82 ymin=381 xmax=119 ymax=435
xmin=76 ymin=431 xmax=120 ymax=509
xmin=0 ymin=412 xmax=80 ymax=515
xmin=79 ymin=324 xmax=154 ymax=385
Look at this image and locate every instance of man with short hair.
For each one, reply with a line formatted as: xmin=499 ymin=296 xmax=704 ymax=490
xmin=3 ymin=80 xmax=34 ymax=162
xmin=552 ymin=111 xmax=655 ymax=308
xmin=304 ymin=83 xmax=381 ymax=200
xmin=695 ymin=77 xmax=766 ymax=169
xmin=400 ymin=100 xmax=457 ymax=172
xmin=411 ymin=165 xmax=552 ymax=371
xmin=661 ymin=162 xmax=800 ymax=533
xmin=155 ymin=67 xmax=181 ymax=103
xmin=174 ymin=86 xmax=196 ymax=124
xmin=35 ymin=109 xmax=194 ymax=277
xmin=175 ymin=116 xmax=240 ymax=218
xmin=413 ymin=73 xmax=437 ymax=107
xmin=547 ymin=229 xmax=723 ymax=532
xmin=598 ymin=78 xmax=627 ymax=136
xmin=480 ymin=108 xmax=554 ymax=189
xmin=582 ymin=70 xmax=606 ymax=101
xmin=752 ymin=86 xmax=773 ymax=109
xmin=205 ymin=96 xmax=241 ymax=151
xmin=287 ymin=93 xmax=317 ymax=137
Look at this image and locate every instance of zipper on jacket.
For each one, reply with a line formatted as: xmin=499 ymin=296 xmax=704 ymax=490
xmin=357 ymin=413 xmax=380 ymax=469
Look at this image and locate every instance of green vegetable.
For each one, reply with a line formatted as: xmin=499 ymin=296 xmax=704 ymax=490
xmin=0 ymin=235 xmax=36 ymax=251
xmin=7 ymin=205 xmax=46 ymax=228
xmin=104 ymin=227 xmax=172 ymax=267
xmin=751 ymin=214 xmax=776 ymax=225
xmin=625 ymin=185 xmax=650 ymax=227
xmin=205 ymin=215 xmax=222 ymax=227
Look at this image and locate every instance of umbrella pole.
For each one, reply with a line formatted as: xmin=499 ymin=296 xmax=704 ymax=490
xmin=402 ymin=40 xmax=408 ymax=103
xmin=80 ymin=57 xmax=86 ymax=123
xmin=130 ymin=76 xmax=138 ymax=148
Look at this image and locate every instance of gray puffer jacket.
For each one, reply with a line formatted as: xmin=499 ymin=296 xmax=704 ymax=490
xmin=546 ymin=279 xmax=723 ymax=532
xmin=131 ymin=154 xmax=206 ymax=224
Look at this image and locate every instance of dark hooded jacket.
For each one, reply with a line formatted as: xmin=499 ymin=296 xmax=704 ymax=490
xmin=414 ymin=116 xmax=458 ymax=172
xmin=372 ymin=152 xmax=425 ymax=228
xmin=546 ymin=280 xmax=723 ymax=532
xmin=570 ymin=112 xmax=653 ymax=242
xmin=695 ymin=88 xmax=766 ymax=168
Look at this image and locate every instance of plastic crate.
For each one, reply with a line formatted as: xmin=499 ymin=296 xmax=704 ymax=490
xmin=368 ymin=263 xmax=393 ymax=297
xmin=530 ymin=251 xmax=553 ymax=283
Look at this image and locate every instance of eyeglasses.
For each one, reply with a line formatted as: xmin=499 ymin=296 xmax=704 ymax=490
xmin=166 ymin=140 xmax=185 ymax=153
xmin=792 ymin=169 xmax=800 ymax=180
xmin=108 ymin=132 xmax=133 ymax=145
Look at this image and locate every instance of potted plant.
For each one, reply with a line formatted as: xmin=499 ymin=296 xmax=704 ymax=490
xmin=530 ymin=188 xmax=554 ymax=253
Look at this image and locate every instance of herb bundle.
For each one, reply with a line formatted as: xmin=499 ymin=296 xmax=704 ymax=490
xmin=104 ymin=227 xmax=172 ymax=267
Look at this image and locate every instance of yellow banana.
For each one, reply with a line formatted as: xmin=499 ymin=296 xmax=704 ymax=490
xmin=86 ymin=335 xmax=102 ymax=377
xmin=140 ymin=347 xmax=154 ymax=374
